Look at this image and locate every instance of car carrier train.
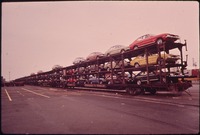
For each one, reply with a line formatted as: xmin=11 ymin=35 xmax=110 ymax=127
xmin=13 ymin=33 xmax=194 ymax=95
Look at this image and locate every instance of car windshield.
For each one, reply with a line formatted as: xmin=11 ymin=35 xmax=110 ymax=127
xmin=136 ymin=34 xmax=155 ymax=41
xmin=89 ymin=52 xmax=101 ymax=56
xmin=109 ymin=45 xmax=124 ymax=51
xmin=74 ymin=57 xmax=84 ymax=61
xmin=80 ymin=57 xmax=85 ymax=60
xmin=145 ymin=34 xmax=154 ymax=38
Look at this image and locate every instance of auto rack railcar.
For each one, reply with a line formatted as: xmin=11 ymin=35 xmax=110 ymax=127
xmin=14 ymin=40 xmax=192 ymax=95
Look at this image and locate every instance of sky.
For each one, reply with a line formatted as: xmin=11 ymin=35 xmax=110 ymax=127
xmin=2 ymin=1 xmax=199 ymax=81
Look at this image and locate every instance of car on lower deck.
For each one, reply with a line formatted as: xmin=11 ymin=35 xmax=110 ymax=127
xmin=75 ymin=76 xmax=86 ymax=86
xmin=105 ymin=72 xmax=130 ymax=84
xmin=127 ymin=71 xmax=160 ymax=85
xmin=86 ymin=75 xmax=107 ymax=84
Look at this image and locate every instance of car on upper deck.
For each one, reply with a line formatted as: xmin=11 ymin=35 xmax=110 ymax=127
xmin=52 ymin=65 xmax=63 ymax=70
xmin=105 ymin=45 xmax=129 ymax=56
xmin=73 ymin=57 xmax=85 ymax=65
xmin=129 ymin=33 xmax=180 ymax=50
xmin=86 ymin=52 xmax=104 ymax=61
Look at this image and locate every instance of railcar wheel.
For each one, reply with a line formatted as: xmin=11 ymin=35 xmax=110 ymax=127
xmin=150 ymin=89 xmax=157 ymax=95
xmin=140 ymin=88 xmax=145 ymax=95
xmin=126 ymin=88 xmax=141 ymax=96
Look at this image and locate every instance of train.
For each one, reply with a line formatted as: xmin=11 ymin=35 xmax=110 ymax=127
xmin=13 ymin=39 xmax=193 ymax=95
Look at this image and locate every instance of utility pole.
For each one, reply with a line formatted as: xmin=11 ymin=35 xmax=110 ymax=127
xmin=193 ymin=58 xmax=197 ymax=69
xmin=9 ymin=71 xmax=10 ymax=81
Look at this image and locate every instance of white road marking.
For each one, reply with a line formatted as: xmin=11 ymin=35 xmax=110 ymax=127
xmin=37 ymin=87 xmax=57 ymax=91
xmin=86 ymin=92 xmax=185 ymax=108
xmin=37 ymin=87 xmax=47 ymax=90
xmin=17 ymin=91 xmax=25 ymax=96
xmin=21 ymin=88 xmax=50 ymax=98
xmin=4 ymin=89 xmax=12 ymax=101
xmin=49 ymin=88 xmax=58 ymax=91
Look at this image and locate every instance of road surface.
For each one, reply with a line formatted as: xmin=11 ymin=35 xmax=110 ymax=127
xmin=1 ymin=84 xmax=199 ymax=134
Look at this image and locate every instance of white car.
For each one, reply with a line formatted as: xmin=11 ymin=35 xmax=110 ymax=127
xmin=86 ymin=64 xmax=104 ymax=73
xmin=73 ymin=57 xmax=85 ymax=65
xmin=75 ymin=67 xmax=85 ymax=74
xmin=86 ymin=52 xmax=104 ymax=61
xmin=105 ymin=45 xmax=129 ymax=56
xmin=104 ymin=60 xmax=129 ymax=71
xmin=105 ymin=72 xmax=130 ymax=84
xmin=52 ymin=65 xmax=63 ymax=70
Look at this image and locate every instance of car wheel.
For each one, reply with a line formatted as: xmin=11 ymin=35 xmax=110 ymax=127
xmin=137 ymin=80 xmax=142 ymax=85
xmin=62 ymin=84 xmax=66 ymax=88
xmin=99 ymin=80 xmax=103 ymax=84
xmin=150 ymin=89 xmax=157 ymax=95
xmin=120 ymin=49 xmax=125 ymax=53
xmin=134 ymin=63 xmax=140 ymax=68
xmin=126 ymin=88 xmax=140 ymax=96
xmin=156 ymin=38 xmax=163 ymax=45
xmin=157 ymin=58 xmax=164 ymax=65
xmin=129 ymin=89 xmax=137 ymax=95
xmin=133 ymin=46 xmax=138 ymax=50
xmin=162 ymin=77 xmax=166 ymax=83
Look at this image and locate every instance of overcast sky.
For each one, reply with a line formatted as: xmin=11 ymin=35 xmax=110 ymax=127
xmin=2 ymin=1 xmax=199 ymax=81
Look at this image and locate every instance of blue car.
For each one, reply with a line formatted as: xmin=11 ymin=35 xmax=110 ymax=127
xmin=87 ymin=76 xmax=107 ymax=84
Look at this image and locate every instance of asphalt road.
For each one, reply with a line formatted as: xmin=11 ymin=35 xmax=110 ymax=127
xmin=1 ymin=84 xmax=199 ymax=134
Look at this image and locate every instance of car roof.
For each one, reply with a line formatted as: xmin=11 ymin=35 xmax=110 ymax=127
xmin=111 ymin=45 xmax=125 ymax=48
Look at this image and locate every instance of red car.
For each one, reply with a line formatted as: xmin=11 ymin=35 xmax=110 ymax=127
xmin=129 ymin=33 xmax=180 ymax=50
xmin=67 ymin=78 xmax=76 ymax=83
xmin=66 ymin=69 xmax=75 ymax=75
